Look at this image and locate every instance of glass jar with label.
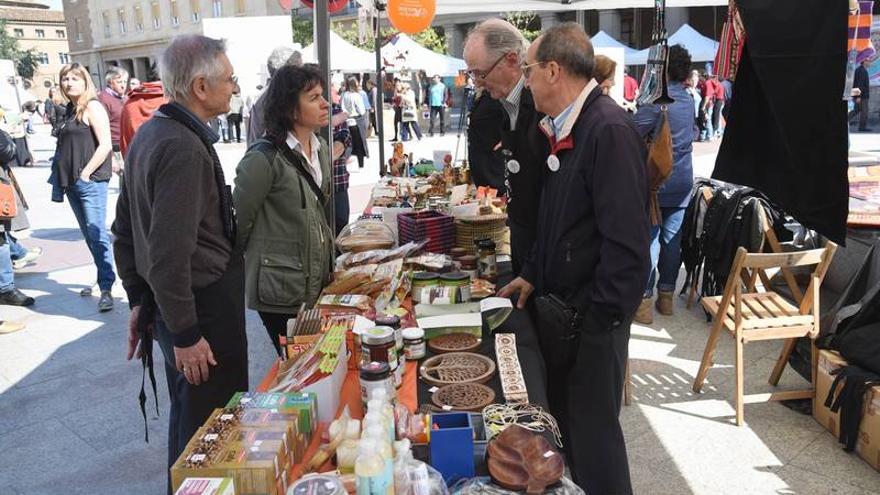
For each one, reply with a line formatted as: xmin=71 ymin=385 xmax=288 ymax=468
xmin=360 ymin=361 xmax=395 ymax=409
xmin=361 ymin=327 xmax=399 ymax=387
xmin=458 ymin=255 xmax=478 ymax=281
xmin=441 ymin=272 xmax=471 ymax=302
xmin=411 ymin=272 xmax=440 ymax=304
xmin=477 ymin=239 xmax=498 ymax=282
xmin=402 ymin=327 xmax=426 ymax=360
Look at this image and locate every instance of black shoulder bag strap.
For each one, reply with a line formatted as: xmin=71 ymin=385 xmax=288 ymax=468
xmin=277 ymin=140 xmax=327 ymax=206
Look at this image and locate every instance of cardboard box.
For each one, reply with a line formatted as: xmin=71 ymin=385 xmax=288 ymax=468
xmin=189 ymin=425 xmax=292 ymax=468
xmin=814 ymin=350 xmax=847 ymax=437
xmin=171 ymin=444 xmax=286 ymax=495
xmin=226 ymin=392 xmax=318 ymax=445
xmin=813 ymin=350 xmax=880 ymax=471
xmin=857 ymin=385 xmax=880 ymax=470
xmin=174 ymin=477 xmax=235 ymax=495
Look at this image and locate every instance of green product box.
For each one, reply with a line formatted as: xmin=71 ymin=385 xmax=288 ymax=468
xmin=226 ymin=392 xmax=318 ymax=442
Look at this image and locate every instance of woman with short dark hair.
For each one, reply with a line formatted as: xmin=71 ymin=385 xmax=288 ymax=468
xmin=233 ymin=64 xmax=335 ymax=355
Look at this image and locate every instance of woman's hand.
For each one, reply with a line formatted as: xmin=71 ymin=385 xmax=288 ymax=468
xmin=79 ymin=171 xmax=91 ymax=183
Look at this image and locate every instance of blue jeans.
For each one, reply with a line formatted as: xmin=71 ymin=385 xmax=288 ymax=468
xmin=645 ymin=207 xmax=686 ymax=297
xmin=66 ymin=179 xmax=116 ymax=291
xmin=7 ymin=234 xmax=26 ymax=259
xmin=701 ymin=105 xmax=715 ymax=140
xmin=0 ymin=238 xmax=13 ymax=293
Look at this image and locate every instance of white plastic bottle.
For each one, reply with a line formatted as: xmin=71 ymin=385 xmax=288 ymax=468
xmin=367 ymin=398 xmax=396 ymax=443
xmin=356 ymin=438 xmax=393 ymax=495
xmin=363 ymin=424 xmax=395 ymax=495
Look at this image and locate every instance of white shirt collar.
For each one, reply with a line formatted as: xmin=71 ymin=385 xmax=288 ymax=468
xmin=539 ymin=79 xmax=599 ymax=143
xmin=286 ymin=131 xmax=322 ymax=187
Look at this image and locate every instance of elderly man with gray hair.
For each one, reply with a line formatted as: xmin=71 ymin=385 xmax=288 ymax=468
xmin=500 ymin=23 xmax=650 ymax=495
xmin=112 ymin=34 xmax=247 ymax=486
xmin=246 ymin=45 xmax=303 ymax=146
xmin=97 ymin=65 xmax=129 ymax=173
xmin=463 ymin=19 xmax=549 ymax=279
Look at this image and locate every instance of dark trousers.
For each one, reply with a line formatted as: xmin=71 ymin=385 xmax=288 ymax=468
xmin=429 ymin=106 xmax=444 ymax=134
xmin=153 ymin=255 xmax=248 ymax=491
xmin=712 ymin=100 xmax=724 ymax=134
xmin=509 ymin=219 xmax=536 ymax=277
xmin=227 ymin=113 xmax=242 ymax=142
xmin=335 ymin=187 xmax=350 ymax=236
xmin=259 ymin=311 xmax=295 ymax=356
xmin=392 ymin=107 xmax=402 ymax=140
xmin=546 ymin=321 xmax=632 ymax=495
xmin=859 ymin=97 xmax=870 ymax=130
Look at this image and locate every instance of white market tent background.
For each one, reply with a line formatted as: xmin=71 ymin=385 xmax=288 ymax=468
xmin=590 ymin=30 xmax=641 ymax=62
xmin=303 ymin=31 xmax=377 ymax=72
xmin=381 ymin=33 xmax=467 ymax=77
xmin=628 ymin=23 xmax=720 ymax=64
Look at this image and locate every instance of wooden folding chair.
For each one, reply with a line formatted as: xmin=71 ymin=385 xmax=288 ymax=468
xmin=692 ymin=242 xmax=837 ymax=426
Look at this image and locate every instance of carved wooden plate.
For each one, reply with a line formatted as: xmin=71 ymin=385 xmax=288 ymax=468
xmin=427 ymin=333 xmax=481 ymax=354
xmin=419 ymin=352 xmax=496 ymax=386
xmin=432 ymin=383 xmax=496 ymax=412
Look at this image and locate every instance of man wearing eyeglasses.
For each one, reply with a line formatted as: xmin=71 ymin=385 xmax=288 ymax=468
xmin=499 ymin=24 xmax=650 ymax=495
xmin=463 ymin=19 xmax=550 ymax=279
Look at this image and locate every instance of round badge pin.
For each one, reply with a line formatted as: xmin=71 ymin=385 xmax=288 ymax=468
xmin=547 ymin=155 xmax=560 ymax=172
xmin=506 ymin=159 xmax=520 ymax=174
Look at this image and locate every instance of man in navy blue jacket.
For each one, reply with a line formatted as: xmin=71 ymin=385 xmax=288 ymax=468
xmin=500 ymin=23 xmax=650 ymax=495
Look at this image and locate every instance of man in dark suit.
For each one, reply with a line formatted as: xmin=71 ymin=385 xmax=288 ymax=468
xmin=463 ymin=19 xmax=550 ymax=277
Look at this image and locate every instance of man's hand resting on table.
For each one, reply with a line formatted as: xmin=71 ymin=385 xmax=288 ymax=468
xmin=498 ymin=277 xmax=535 ymax=309
xmin=174 ymin=337 xmax=217 ymax=386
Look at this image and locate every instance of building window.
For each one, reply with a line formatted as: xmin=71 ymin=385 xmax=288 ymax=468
xmin=191 ymin=0 xmax=201 ymax=22
xmin=56 ymin=29 xmax=66 ymax=38
xmin=37 ymin=52 xmax=49 ymax=65
xmin=13 ymin=29 xmax=24 ymax=37
xmin=170 ymin=0 xmax=180 ymax=25
xmin=134 ymin=5 xmax=145 ymax=32
xmin=74 ymin=18 xmax=83 ymax=41
xmin=59 ymin=53 xmax=70 ymax=64
xmin=35 ymin=29 xmax=45 ymax=38
xmin=235 ymin=0 xmax=245 ymax=14
xmin=152 ymin=1 xmax=162 ymax=29
xmin=212 ymin=0 xmax=222 ymax=17
xmin=118 ymin=8 xmax=127 ymax=35
xmin=103 ymin=12 xmax=111 ymax=38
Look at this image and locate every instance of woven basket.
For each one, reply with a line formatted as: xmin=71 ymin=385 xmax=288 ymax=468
xmin=398 ymin=210 xmax=456 ymax=254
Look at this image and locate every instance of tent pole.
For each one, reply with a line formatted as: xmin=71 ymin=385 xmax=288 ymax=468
xmin=316 ymin=0 xmax=331 ymax=146
xmin=375 ymin=2 xmax=386 ymax=176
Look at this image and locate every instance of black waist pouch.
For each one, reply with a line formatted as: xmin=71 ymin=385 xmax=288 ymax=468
xmin=534 ymin=293 xmax=582 ymax=370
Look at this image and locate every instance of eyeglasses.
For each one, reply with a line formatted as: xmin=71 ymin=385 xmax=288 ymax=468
xmin=468 ymin=52 xmax=510 ymax=81
xmin=520 ymin=62 xmax=544 ymax=78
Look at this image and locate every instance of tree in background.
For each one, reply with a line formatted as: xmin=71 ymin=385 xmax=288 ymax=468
xmin=333 ymin=21 xmax=448 ymax=55
xmin=292 ymin=15 xmax=313 ymax=46
xmin=0 ymin=20 xmax=39 ymax=80
xmin=503 ymin=12 xmax=541 ymax=42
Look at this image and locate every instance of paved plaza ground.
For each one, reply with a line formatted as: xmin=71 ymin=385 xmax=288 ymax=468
xmin=1 ymin=121 xmax=879 ymax=494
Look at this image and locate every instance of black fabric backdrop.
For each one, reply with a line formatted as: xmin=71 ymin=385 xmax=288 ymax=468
xmin=713 ymin=0 xmax=850 ymax=245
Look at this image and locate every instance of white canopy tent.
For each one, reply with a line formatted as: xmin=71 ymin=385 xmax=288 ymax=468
xmin=629 ymin=23 xmax=719 ymax=65
xmin=381 ymin=33 xmax=468 ymax=76
xmin=590 ymin=30 xmax=641 ymax=61
xmin=303 ymin=31 xmax=376 ymax=72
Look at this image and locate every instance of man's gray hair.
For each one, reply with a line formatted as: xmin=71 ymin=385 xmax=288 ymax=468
xmin=105 ymin=66 xmax=129 ymax=82
xmin=267 ymin=45 xmax=303 ymax=77
xmin=536 ymin=23 xmax=594 ymax=80
xmin=159 ymin=35 xmax=227 ymax=103
xmin=467 ymin=18 xmax=528 ymax=62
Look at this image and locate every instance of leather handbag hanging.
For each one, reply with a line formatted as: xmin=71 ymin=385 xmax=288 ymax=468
xmin=0 ymin=180 xmax=18 ymax=220
xmin=645 ymin=108 xmax=674 ymax=225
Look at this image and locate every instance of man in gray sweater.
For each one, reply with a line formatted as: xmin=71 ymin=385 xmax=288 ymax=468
xmin=112 ymin=35 xmax=248 ymax=485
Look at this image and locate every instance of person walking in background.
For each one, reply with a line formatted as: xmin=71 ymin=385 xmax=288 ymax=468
xmin=632 ymin=45 xmax=696 ymax=324
xmin=233 ymin=64 xmax=334 ymax=355
xmin=332 ymin=103 xmax=352 ymax=235
xmin=360 ymin=75 xmax=374 ymax=137
xmin=97 ymin=66 xmax=128 ymax=174
xmin=227 ymin=86 xmax=244 ymax=143
xmin=391 ymin=78 xmax=403 ymax=142
xmin=341 ymin=77 xmax=369 ymax=169
xmin=55 ymin=63 xmax=116 ymax=312
xmin=119 ymin=79 xmax=167 ymax=157
xmin=688 ymin=70 xmax=702 ymax=141
xmin=1 ymin=109 xmax=33 ymax=167
xmin=44 ymin=87 xmax=63 ymax=136
xmin=114 ymin=36 xmax=248 ymax=483
xmin=699 ymin=72 xmax=714 ymax=141
xmin=854 ymin=59 xmax=872 ymax=132
xmin=0 ymin=126 xmax=35 ymax=308
xmin=428 ymin=74 xmax=447 ymax=136
xmin=400 ymin=83 xmax=423 ymax=142
xmin=623 ymin=68 xmax=639 ymax=112
xmin=711 ymin=74 xmax=725 ymax=138
xmin=247 ymin=46 xmax=303 ymax=146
